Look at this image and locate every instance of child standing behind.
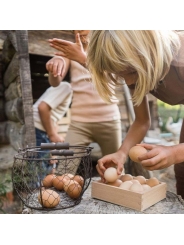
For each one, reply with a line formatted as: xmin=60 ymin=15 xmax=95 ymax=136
xmin=47 ymin=30 xmax=122 ymax=175
xmin=33 ymin=82 xmax=72 ymax=175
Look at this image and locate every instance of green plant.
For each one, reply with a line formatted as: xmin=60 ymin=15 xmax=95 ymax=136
xmin=0 ymin=180 xmax=11 ymax=214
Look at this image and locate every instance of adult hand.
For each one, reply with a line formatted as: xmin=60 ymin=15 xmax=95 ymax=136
xmin=48 ymin=33 xmax=87 ymax=65
xmin=96 ymin=150 xmax=126 ymax=182
xmin=137 ymin=143 xmax=176 ymax=170
xmin=46 ymin=56 xmax=66 ymax=77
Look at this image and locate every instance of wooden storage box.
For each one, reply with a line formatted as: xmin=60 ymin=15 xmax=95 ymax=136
xmin=91 ymin=180 xmax=167 ymax=211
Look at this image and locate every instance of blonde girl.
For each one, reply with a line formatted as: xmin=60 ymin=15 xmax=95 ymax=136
xmin=87 ymin=30 xmax=184 ymax=199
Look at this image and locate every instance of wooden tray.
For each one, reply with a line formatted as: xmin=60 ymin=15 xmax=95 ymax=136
xmin=91 ymin=181 xmax=167 ymax=211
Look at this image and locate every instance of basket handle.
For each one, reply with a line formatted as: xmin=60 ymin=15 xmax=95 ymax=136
xmin=51 ymin=150 xmax=74 ymax=156
xmin=40 ymin=142 xmax=69 ymax=150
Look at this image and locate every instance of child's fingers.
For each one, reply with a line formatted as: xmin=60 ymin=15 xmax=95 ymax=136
xmin=116 ymin=165 xmax=123 ymax=176
xmin=51 ymin=38 xmax=70 ymax=46
xmin=50 ymin=43 xmax=66 ymax=52
xmin=57 ymin=60 xmax=63 ymax=76
xmin=96 ymin=164 xmax=105 ymax=182
xmin=75 ymin=33 xmax=82 ymax=45
xmin=46 ymin=61 xmax=54 ymax=72
xmin=52 ymin=62 xmax=60 ymax=77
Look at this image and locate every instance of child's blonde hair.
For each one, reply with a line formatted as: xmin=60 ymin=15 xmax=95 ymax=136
xmin=87 ymin=30 xmax=180 ymax=106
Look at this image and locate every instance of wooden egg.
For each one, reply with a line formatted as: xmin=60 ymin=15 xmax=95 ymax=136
xmin=66 ymin=181 xmax=82 ymax=199
xmin=42 ymin=174 xmax=56 ymax=188
xmin=104 ymin=167 xmax=118 ymax=182
xmin=133 ymin=175 xmax=146 ymax=184
xmin=119 ymin=174 xmax=133 ymax=182
xmin=129 ymin=182 xmax=143 ymax=193
xmin=142 ymin=184 xmax=151 ymax=191
xmin=128 ymin=146 xmax=147 ymax=163
xmin=131 ymin=179 xmax=140 ymax=184
xmin=62 ymin=173 xmax=74 ymax=181
xmin=107 ymin=179 xmax=122 ymax=187
xmin=119 ymin=181 xmax=133 ymax=190
xmin=63 ymin=179 xmax=75 ymax=192
xmin=53 ymin=175 xmax=66 ymax=191
xmin=38 ymin=189 xmax=60 ymax=208
xmin=73 ymin=175 xmax=84 ymax=187
xmin=146 ymin=177 xmax=159 ymax=187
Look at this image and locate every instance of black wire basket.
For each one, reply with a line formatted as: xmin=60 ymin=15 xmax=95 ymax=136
xmin=12 ymin=142 xmax=93 ymax=211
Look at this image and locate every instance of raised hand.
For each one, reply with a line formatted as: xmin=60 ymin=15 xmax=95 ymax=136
xmin=48 ymin=33 xmax=87 ymax=65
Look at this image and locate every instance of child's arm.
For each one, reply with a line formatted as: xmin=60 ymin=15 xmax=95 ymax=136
xmin=96 ymin=95 xmax=151 ymax=181
xmin=46 ymin=56 xmax=70 ymax=87
xmin=38 ymin=101 xmax=64 ymax=142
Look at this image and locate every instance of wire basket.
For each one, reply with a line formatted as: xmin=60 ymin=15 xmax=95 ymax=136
xmin=12 ymin=142 xmax=93 ymax=211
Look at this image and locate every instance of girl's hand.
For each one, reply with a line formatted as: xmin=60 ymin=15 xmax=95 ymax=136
xmin=96 ymin=151 xmax=126 ymax=182
xmin=137 ymin=143 xmax=176 ymax=170
xmin=46 ymin=57 xmax=66 ymax=77
xmin=46 ymin=56 xmax=66 ymax=77
xmin=48 ymin=33 xmax=87 ymax=65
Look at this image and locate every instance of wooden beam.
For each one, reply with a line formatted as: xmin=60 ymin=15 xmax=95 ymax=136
xmin=28 ymin=30 xmax=75 ymax=56
xmin=16 ymin=30 xmax=36 ymax=148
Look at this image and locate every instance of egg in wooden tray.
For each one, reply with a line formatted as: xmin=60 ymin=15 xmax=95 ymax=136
xmin=91 ymin=167 xmax=167 ymax=211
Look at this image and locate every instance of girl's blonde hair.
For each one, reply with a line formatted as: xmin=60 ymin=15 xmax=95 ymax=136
xmin=87 ymin=30 xmax=180 ymax=106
